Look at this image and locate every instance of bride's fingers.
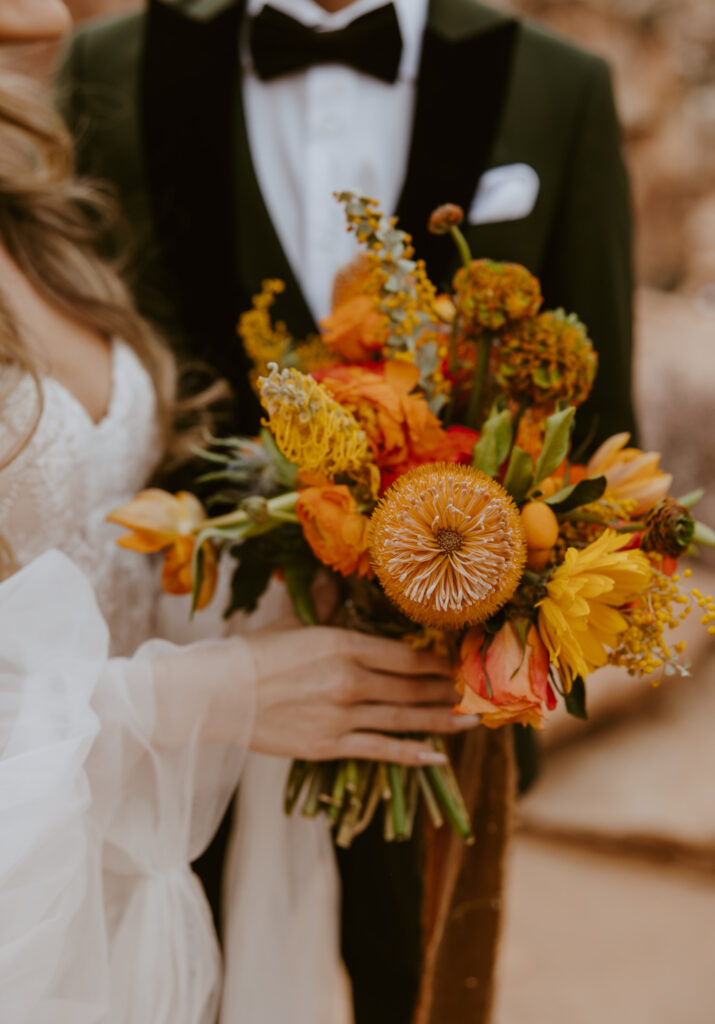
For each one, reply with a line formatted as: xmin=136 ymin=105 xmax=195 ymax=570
xmin=340 ymin=671 xmax=457 ymax=706
xmin=336 ymin=733 xmax=450 ymax=766
xmin=346 ymin=631 xmax=449 ymax=677
xmin=350 ymin=704 xmax=479 ymax=735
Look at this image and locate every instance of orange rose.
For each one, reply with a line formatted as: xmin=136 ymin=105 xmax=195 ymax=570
xmin=296 ymin=485 xmax=371 ymax=577
xmin=317 ymin=361 xmax=447 ymax=468
xmin=454 ymin=620 xmax=556 ymax=729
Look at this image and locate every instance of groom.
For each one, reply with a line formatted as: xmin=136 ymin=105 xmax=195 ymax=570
xmin=58 ymin=1 xmax=636 ymax=1021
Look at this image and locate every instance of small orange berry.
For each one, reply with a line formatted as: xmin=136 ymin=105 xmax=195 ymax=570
xmin=521 ymin=501 xmax=559 ymax=551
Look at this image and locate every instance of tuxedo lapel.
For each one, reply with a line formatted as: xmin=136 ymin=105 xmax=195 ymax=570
xmin=396 ymin=0 xmax=519 ymax=289
xmin=142 ymin=0 xmax=264 ymax=431
xmin=232 ymin=61 xmax=319 ymax=339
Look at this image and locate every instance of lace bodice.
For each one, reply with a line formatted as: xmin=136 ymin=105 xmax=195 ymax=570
xmin=0 ymin=340 xmax=163 ymax=654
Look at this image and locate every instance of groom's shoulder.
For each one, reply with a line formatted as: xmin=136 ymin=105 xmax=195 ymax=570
xmin=61 ymin=8 xmax=146 ymax=87
xmin=510 ymin=8 xmax=607 ymax=85
xmin=510 ymin=14 xmax=616 ymax=119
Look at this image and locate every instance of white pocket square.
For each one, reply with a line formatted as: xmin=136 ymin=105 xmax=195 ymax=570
xmin=468 ymin=163 xmax=540 ymax=225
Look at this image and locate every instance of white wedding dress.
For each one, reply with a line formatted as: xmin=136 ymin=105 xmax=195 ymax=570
xmin=0 ymin=340 xmax=350 ymax=1023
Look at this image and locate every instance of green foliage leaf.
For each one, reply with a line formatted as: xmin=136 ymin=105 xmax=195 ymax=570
xmin=283 ymin=561 xmax=318 ymax=625
xmin=472 ymin=407 xmax=512 ymax=477
xmin=564 ymin=676 xmax=588 ymax=720
xmin=543 ymin=475 xmax=607 ymax=513
xmin=224 ymin=525 xmax=315 ymax=618
xmin=532 ymin=406 xmax=575 ymax=487
xmin=502 ymin=446 xmax=534 ymax=503
xmin=677 ymin=488 xmax=705 ymax=510
xmin=260 ymin=428 xmax=298 ymax=489
xmin=225 ymin=558 xmax=273 ymax=619
xmin=693 ymin=520 xmax=715 ymax=548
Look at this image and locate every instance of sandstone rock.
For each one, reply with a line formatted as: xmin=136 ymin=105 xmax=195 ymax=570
xmin=635 ymin=288 xmax=715 ymax=527
xmin=519 ymin=639 xmax=715 ymax=853
xmin=494 ymin=835 xmax=715 ymax=1024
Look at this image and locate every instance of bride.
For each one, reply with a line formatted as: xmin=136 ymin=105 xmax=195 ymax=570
xmin=0 ymin=5 xmax=478 ymax=1023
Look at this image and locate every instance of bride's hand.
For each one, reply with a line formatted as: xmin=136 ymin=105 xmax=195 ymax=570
xmin=244 ymin=627 xmax=479 ymax=765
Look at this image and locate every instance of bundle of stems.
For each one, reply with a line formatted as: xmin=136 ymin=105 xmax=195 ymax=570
xmin=283 ymin=737 xmax=474 ymax=848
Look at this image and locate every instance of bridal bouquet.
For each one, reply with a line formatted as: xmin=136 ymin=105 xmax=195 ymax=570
xmin=110 ymin=193 xmax=715 ymax=847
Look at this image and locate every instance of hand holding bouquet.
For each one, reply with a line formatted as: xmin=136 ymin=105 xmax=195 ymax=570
xmin=110 ymin=193 xmax=715 ymax=847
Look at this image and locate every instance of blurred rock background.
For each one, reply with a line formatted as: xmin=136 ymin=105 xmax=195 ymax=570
xmin=16 ymin=1 xmax=715 ymax=1021
xmin=488 ymin=3 xmax=715 ymax=1021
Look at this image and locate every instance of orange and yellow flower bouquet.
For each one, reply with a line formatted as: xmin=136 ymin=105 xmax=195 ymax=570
xmin=111 ymin=193 xmax=715 ymax=846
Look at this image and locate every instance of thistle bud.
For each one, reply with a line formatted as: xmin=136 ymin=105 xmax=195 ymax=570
xmin=642 ymin=497 xmax=695 ymax=558
xmin=241 ymin=495 xmax=270 ymax=524
xmin=428 ymin=204 xmax=465 ymax=235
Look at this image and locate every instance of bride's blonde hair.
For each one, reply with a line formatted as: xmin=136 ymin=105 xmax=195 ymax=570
xmin=0 ymin=73 xmax=178 ymax=470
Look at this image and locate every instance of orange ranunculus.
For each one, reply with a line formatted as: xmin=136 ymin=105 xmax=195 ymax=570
xmin=107 ymin=488 xmax=217 ymax=608
xmin=320 ymin=296 xmax=388 ymax=362
xmin=379 ymin=424 xmax=479 ymax=491
xmin=454 ymin=620 xmax=556 ymax=729
xmin=317 ymin=360 xmax=464 ymax=473
xmin=320 ymin=255 xmax=388 ymax=362
xmin=296 ymin=485 xmax=371 ymax=578
xmin=586 ymin=432 xmax=672 ymax=516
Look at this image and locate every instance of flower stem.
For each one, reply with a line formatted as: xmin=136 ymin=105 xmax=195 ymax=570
xmin=423 ymin=737 xmax=474 ymax=842
xmin=301 ymin=764 xmax=326 ymax=818
xmin=417 ymin=766 xmax=444 ymax=828
xmin=387 ymin=764 xmax=408 ymax=840
xmin=465 ymin=332 xmax=492 ymax=430
xmin=345 ymin=758 xmax=360 ymax=795
xmin=450 ymin=225 xmax=472 ymax=270
xmin=199 ymin=491 xmax=298 ymax=530
xmin=284 ymin=759 xmax=311 ymax=814
xmin=328 ymin=762 xmax=347 ymax=824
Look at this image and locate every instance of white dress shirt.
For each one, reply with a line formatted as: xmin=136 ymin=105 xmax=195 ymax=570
xmin=242 ymin=0 xmax=429 ymax=322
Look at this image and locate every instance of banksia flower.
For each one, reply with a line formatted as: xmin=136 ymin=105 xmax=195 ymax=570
xmin=493 ymin=309 xmax=597 ymax=409
xmin=642 ymin=498 xmax=695 ymax=558
xmin=368 ymin=463 xmax=526 ymax=629
xmin=258 ymin=363 xmax=378 ymax=491
xmin=453 ymin=259 xmax=542 ymax=332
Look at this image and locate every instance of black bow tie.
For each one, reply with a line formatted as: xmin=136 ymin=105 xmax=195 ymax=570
xmin=249 ymin=4 xmax=403 ymax=84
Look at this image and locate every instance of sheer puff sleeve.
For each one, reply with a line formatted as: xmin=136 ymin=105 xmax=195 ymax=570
xmin=0 ymin=550 xmax=256 ymax=1024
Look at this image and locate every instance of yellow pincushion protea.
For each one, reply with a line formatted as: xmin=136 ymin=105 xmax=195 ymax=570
xmin=368 ymin=463 xmax=526 ymax=629
xmin=537 ymin=529 xmax=652 ymax=688
xmin=258 ymin=363 xmax=378 ymax=490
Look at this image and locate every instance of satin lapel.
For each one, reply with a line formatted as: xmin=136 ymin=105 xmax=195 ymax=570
xmin=396 ymin=0 xmax=519 ymax=289
xmin=141 ymin=0 xmax=262 ymax=431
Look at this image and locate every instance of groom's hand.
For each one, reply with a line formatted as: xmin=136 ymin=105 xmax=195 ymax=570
xmin=245 ymin=627 xmax=479 ymax=764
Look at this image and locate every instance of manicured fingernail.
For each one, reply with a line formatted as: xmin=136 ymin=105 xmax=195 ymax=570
xmin=418 ymin=751 xmax=448 ymax=765
xmin=455 ymin=714 xmax=480 ymax=728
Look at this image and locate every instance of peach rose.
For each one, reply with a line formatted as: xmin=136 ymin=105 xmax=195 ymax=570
xmin=296 ymin=485 xmax=371 ymax=577
xmin=454 ymin=619 xmax=556 ymax=729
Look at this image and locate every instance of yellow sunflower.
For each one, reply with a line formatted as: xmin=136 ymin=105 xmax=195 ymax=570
xmin=537 ymin=529 xmax=652 ymax=688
